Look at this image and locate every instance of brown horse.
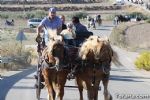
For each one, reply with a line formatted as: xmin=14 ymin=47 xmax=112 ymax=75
xmin=75 ymin=36 xmax=119 ymax=100
xmin=41 ymin=38 xmax=69 ymax=100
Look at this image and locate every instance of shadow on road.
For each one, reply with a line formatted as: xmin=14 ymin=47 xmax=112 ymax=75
xmin=110 ymin=75 xmax=148 ymax=82
xmin=0 ymin=67 xmax=36 ymax=100
xmin=101 ymin=25 xmax=114 ymax=27
xmin=95 ymin=28 xmax=111 ymax=31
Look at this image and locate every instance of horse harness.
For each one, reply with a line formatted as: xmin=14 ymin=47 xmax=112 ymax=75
xmin=40 ymin=45 xmax=79 ymax=72
xmin=78 ymin=58 xmax=111 ymax=74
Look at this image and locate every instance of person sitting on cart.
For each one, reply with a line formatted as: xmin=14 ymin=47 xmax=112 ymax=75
xmin=72 ymin=16 xmax=92 ymax=47
xmin=59 ymin=15 xmax=67 ymax=30
xmin=60 ymin=23 xmax=76 ymax=46
xmin=72 ymin=16 xmax=88 ymax=32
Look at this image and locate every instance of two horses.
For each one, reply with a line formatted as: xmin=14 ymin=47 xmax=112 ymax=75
xmin=40 ymin=33 xmax=119 ymax=100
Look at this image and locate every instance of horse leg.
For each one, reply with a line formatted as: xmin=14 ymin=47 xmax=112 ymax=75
xmin=78 ymin=86 xmax=83 ymax=100
xmin=93 ymin=79 xmax=100 ymax=100
xmin=76 ymin=78 xmax=83 ymax=100
xmin=88 ymin=23 xmax=90 ymax=28
xmin=87 ymin=88 xmax=94 ymax=100
xmin=102 ymin=74 xmax=112 ymax=100
xmin=55 ymin=71 xmax=68 ymax=100
xmin=55 ymin=86 xmax=64 ymax=100
xmin=93 ymin=83 xmax=100 ymax=100
xmin=94 ymin=88 xmax=98 ymax=100
xmin=42 ymin=69 xmax=55 ymax=100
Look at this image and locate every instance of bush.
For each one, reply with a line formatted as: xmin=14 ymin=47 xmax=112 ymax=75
xmin=146 ymin=18 xmax=150 ymax=23
xmin=128 ymin=12 xmax=148 ymax=20
xmin=105 ymin=14 xmax=116 ymax=21
xmin=23 ymin=11 xmax=46 ymax=19
xmin=0 ymin=13 xmax=9 ymax=19
xmin=25 ymin=12 xmax=35 ymax=19
xmin=68 ymin=12 xmax=88 ymax=19
xmin=0 ymin=41 xmax=33 ymax=70
xmin=35 ymin=10 xmax=46 ymax=18
xmin=135 ymin=51 xmax=150 ymax=71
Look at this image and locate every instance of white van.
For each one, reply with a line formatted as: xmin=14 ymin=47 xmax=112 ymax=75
xmin=113 ymin=0 xmax=125 ymax=5
xmin=27 ymin=18 xmax=42 ymax=28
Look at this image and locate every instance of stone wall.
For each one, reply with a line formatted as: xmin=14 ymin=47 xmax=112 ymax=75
xmin=0 ymin=5 xmax=122 ymax=11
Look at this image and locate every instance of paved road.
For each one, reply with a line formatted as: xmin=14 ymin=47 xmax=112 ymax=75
xmin=1 ymin=22 xmax=150 ymax=100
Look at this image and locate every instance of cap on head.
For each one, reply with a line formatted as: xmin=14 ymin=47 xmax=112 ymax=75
xmin=49 ymin=7 xmax=56 ymax=13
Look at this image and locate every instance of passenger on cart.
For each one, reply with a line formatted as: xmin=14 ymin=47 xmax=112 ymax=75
xmin=60 ymin=23 xmax=76 ymax=46
xmin=72 ymin=16 xmax=93 ymax=47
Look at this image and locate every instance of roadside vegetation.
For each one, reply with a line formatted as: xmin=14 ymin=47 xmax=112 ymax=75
xmin=0 ymin=10 xmax=47 ymax=19
xmin=109 ymin=11 xmax=150 ymax=71
xmin=0 ymin=42 xmax=35 ymax=71
xmin=110 ymin=11 xmax=150 ymax=49
xmin=0 ymin=28 xmax=37 ymax=71
xmin=68 ymin=11 xmax=88 ymax=19
xmin=135 ymin=51 xmax=150 ymax=71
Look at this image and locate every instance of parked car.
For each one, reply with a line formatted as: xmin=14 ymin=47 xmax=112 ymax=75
xmin=113 ymin=0 xmax=125 ymax=5
xmin=27 ymin=18 xmax=42 ymax=28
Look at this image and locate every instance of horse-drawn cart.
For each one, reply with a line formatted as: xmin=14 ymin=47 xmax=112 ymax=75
xmin=34 ymin=32 xmax=116 ymax=100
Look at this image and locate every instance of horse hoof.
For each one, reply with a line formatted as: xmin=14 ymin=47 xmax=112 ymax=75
xmin=34 ymin=75 xmax=38 ymax=80
xmin=109 ymin=95 xmax=113 ymax=100
xmin=34 ymin=84 xmax=38 ymax=88
xmin=40 ymin=83 xmax=45 ymax=89
xmin=99 ymin=86 xmax=101 ymax=91
xmin=34 ymin=83 xmax=45 ymax=89
xmin=67 ymin=74 xmax=75 ymax=80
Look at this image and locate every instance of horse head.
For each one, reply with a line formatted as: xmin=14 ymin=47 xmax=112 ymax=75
xmin=79 ymin=36 xmax=103 ymax=61
xmin=48 ymin=39 xmax=65 ymax=70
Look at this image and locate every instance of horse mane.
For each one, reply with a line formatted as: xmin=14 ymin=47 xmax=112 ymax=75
xmin=79 ymin=35 xmax=121 ymax=66
xmin=79 ymin=35 xmax=108 ymax=60
xmin=47 ymin=29 xmax=57 ymax=38
xmin=42 ymin=37 xmax=64 ymax=60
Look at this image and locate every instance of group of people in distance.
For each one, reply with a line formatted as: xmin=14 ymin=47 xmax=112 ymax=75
xmin=37 ymin=7 xmax=89 ymax=47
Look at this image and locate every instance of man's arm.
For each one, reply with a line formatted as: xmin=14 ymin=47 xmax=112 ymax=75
xmin=37 ymin=17 xmax=46 ymax=36
xmin=37 ymin=25 xmax=43 ymax=36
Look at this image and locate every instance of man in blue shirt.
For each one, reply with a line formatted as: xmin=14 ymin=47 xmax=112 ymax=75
xmin=37 ymin=7 xmax=62 ymax=43
xmin=35 ymin=7 xmax=62 ymax=88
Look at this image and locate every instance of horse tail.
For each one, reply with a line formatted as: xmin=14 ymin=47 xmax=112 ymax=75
xmin=112 ymin=50 xmax=122 ymax=66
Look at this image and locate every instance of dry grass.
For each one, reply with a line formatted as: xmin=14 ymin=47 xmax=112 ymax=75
xmin=123 ymin=5 xmax=150 ymax=16
xmin=110 ymin=21 xmax=150 ymax=51
xmin=0 ymin=19 xmax=37 ymax=71
xmin=126 ymin=22 xmax=150 ymax=50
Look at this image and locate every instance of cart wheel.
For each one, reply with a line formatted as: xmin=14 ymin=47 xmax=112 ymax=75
xmin=36 ymin=71 xmax=41 ymax=100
